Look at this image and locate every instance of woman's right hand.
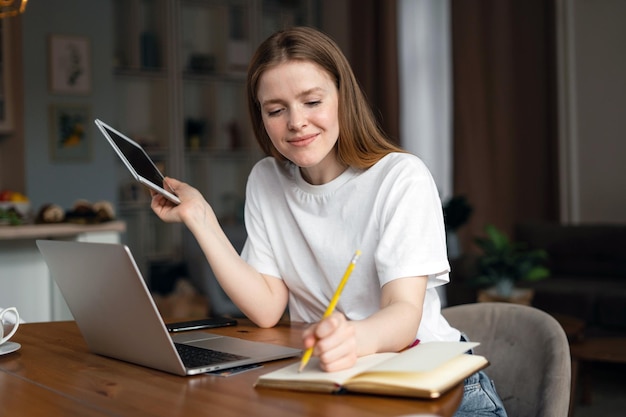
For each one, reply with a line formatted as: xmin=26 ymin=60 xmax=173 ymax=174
xmin=150 ymin=177 xmax=215 ymax=226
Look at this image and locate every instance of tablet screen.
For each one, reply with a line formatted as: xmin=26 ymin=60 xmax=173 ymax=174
xmin=95 ymin=119 xmax=180 ymax=204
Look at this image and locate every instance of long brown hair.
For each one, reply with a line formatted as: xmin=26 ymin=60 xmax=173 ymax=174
xmin=246 ymin=26 xmax=404 ymax=169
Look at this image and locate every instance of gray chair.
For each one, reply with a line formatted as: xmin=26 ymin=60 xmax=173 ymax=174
xmin=442 ymin=302 xmax=571 ymax=417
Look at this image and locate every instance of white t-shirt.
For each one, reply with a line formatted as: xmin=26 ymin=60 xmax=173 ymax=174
xmin=241 ymin=152 xmax=460 ymax=342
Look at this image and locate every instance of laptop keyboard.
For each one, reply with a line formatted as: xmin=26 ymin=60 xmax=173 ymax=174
xmin=174 ymin=343 xmax=249 ymax=368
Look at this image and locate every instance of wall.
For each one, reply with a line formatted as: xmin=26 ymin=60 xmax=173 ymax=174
xmin=22 ymin=0 xmax=117 ymax=211
xmin=13 ymin=0 xmax=626 ymax=223
xmin=559 ymin=0 xmax=626 ymax=223
xmin=17 ymin=0 xmax=346 ymax=215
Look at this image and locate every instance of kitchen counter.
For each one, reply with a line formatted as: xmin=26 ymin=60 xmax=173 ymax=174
xmin=0 ymin=220 xmax=126 ymax=240
xmin=0 ymin=220 xmax=126 ymax=322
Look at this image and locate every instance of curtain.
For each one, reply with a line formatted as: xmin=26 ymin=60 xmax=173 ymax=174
xmin=349 ymin=0 xmax=453 ymax=199
xmin=348 ymin=0 xmax=399 ymax=143
xmin=348 ymin=0 xmax=559 ymax=252
xmin=450 ymin=0 xmax=559 ymax=249
xmin=397 ymin=0 xmax=453 ymax=201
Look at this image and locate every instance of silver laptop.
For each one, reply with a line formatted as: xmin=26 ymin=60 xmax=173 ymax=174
xmin=36 ymin=240 xmax=301 ymax=376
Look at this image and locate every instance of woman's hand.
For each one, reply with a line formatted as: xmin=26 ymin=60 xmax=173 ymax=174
xmin=301 ymin=276 xmax=427 ymax=373
xmin=301 ymin=312 xmax=358 ymax=372
xmin=150 ymin=177 xmax=215 ymax=227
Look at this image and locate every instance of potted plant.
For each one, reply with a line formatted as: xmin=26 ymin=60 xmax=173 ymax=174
xmin=443 ymin=195 xmax=473 ymax=259
xmin=471 ymin=224 xmax=550 ymax=298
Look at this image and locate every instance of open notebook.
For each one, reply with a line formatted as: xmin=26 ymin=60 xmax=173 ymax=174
xmin=256 ymin=341 xmax=487 ymax=399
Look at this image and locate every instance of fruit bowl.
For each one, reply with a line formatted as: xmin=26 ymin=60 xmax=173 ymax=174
xmin=0 ymin=202 xmax=31 ymax=221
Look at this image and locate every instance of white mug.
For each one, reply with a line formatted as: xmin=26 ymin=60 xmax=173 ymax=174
xmin=0 ymin=307 xmax=19 ymax=345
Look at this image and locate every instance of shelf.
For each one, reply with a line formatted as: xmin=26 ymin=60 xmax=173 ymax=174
xmin=184 ymin=148 xmax=254 ymax=160
xmin=182 ymin=71 xmax=247 ymax=83
xmin=0 ymin=220 xmax=127 ymax=241
xmin=114 ymin=68 xmax=168 ymax=80
xmin=111 ymin=0 xmax=320 ymax=275
xmin=113 ymin=0 xmax=167 ymax=72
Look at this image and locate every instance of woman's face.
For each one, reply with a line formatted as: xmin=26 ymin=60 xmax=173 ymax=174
xmin=256 ymin=60 xmax=343 ymax=184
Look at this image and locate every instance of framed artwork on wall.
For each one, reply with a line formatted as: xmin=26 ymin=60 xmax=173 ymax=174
xmin=49 ymin=103 xmax=91 ymax=162
xmin=48 ymin=34 xmax=91 ymax=95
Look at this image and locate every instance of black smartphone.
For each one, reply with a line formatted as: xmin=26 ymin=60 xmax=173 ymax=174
xmin=166 ymin=317 xmax=238 ymax=333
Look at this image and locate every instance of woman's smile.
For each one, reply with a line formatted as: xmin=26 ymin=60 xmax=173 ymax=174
xmin=257 ymin=60 xmax=345 ymax=184
xmin=288 ymin=133 xmax=319 ymax=147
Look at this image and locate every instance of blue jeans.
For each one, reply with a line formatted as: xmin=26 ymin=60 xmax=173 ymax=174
xmin=453 ymin=334 xmax=508 ymax=417
xmin=453 ymin=370 xmax=508 ymax=417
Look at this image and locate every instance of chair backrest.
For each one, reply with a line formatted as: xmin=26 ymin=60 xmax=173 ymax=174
xmin=442 ymin=302 xmax=571 ymax=417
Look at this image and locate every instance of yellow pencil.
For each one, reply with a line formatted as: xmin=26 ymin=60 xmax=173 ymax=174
xmin=298 ymin=249 xmax=362 ymax=372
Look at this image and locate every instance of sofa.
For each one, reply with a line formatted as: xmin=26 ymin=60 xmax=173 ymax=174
xmin=514 ymin=222 xmax=626 ymax=337
xmin=446 ymin=222 xmax=626 ymax=337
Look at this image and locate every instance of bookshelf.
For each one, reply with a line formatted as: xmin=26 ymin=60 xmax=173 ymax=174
xmin=111 ymin=0 xmax=320 ymax=276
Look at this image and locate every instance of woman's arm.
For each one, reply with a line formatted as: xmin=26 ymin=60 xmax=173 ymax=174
xmin=302 ymin=275 xmax=427 ymax=372
xmin=151 ymin=178 xmax=289 ymax=328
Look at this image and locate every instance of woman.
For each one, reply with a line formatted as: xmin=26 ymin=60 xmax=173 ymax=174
xmin=152 ymin=26 xmax=506 ymax=416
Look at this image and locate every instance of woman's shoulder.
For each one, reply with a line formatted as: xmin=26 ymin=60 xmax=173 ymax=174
xmin=372 ymin=152 xmax=431 ymax=176
xmin=251 ymin=156 xmax=279 ymax=170
xmin=250 ymin=157 xmax=294 ymax=179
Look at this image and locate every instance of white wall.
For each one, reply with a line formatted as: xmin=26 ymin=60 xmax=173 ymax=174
xmin=558 ymin=0 xmax=626 ymax=223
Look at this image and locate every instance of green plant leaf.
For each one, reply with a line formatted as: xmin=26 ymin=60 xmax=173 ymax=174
xmin=470 ymin=224 xmax=550 ymax=287
xmin=526 ymin=266 xmax=550 ymax=281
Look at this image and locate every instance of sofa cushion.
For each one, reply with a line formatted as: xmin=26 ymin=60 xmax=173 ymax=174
xmin=596 ymin=291 xmax=626 ymax=330
xmin=526 ymin=276 xmax=600 ymax=323
xmin=515 ymin=223 xmax=626 ymax=278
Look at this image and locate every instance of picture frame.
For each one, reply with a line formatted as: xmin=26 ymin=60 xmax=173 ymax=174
xmin=48 ymin=34 xmax=91 ymax=95
xmin=49 ymin=103 xmax=91 ymax=162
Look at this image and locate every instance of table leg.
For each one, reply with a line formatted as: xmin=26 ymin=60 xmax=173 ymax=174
xmin=569 ymin=357 xmax=578 ymax=417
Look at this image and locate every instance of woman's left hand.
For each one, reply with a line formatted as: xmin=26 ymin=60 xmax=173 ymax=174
xmin=302 ymin=312 xmax=358 ymax=372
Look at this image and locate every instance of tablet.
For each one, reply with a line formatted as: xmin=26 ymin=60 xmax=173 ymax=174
xmin=95 ymin=119 xmax=181 ymax=204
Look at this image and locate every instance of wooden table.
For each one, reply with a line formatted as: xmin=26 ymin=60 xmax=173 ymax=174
xmin=551 ymin=313 xmax=586 ymax=342
xmin=0 ymin=320 xmax=463 ymax=416
xmin=570 ymin=337 xmax=626 ymax=406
